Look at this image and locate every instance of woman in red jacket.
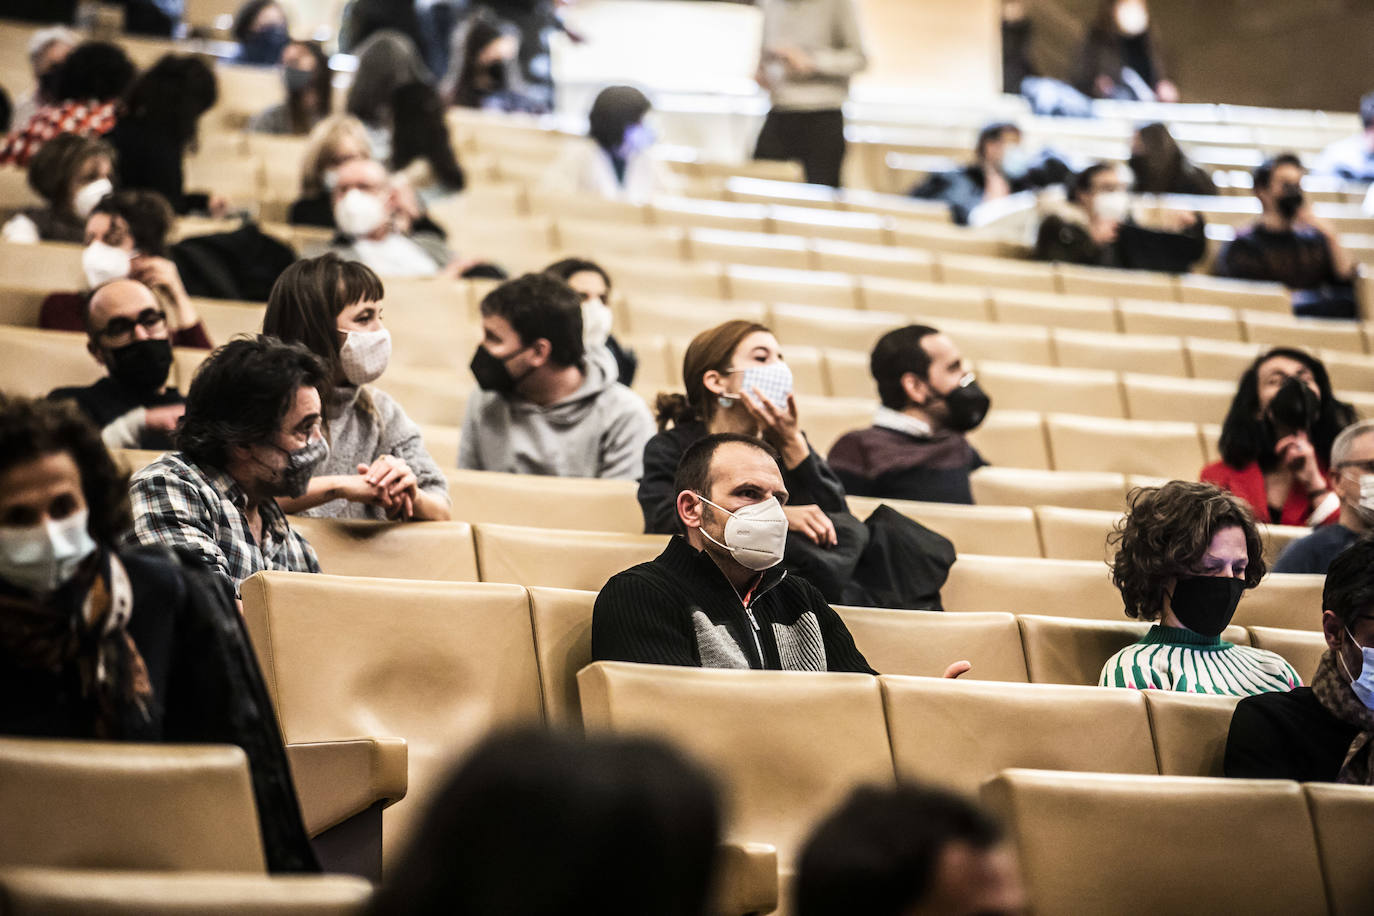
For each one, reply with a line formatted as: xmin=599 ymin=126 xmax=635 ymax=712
xmin=1202 ymin=348 xmax=1357 ymax=526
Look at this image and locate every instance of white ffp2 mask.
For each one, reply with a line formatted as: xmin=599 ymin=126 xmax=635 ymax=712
xmin=334 ymin=189 xmax=388 ymax=238
xmin=696 ymin=495 xmax=788 ymax=571
xmin=73 ymin=177 xmax=113 ymax=219
xmin=0 ymin=509 xmax=98 ymax=594
xmin=82 ymin=240 xmax=133 ymax=289
xmin=339 ymin=326 xmax=392 ymax=385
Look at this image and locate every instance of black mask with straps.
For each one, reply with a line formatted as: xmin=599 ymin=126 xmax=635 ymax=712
xmin=923 ymin=372 xmax=991 ymax=433
xmin=105 ymin=338 xmax=173 ymax=398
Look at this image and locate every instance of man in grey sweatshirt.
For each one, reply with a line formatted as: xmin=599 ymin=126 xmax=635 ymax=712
xmin=753 ymin=0 xmax=869 ymax=188
xmin=459 ymin=273 xmax=656 ymax=480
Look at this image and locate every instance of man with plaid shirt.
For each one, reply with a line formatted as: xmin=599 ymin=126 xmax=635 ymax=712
xmin=129 ymin=337 xmax=328 ymax=594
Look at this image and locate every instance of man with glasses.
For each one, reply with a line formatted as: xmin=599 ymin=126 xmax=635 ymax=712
xmin=49 ymin=278 xmax=185 ymax=450
xmin=1273 ymin=420 xmax=1374 ymax=573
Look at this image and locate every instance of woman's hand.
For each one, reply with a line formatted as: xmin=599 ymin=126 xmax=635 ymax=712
xmin=942 ymin=660 xmax=973 ymax=679
xmin=740 ymin=390 xmax=809 ymax=468
xmin=359 ymin=456 xmax=419 ymax=521
xmin=1274 ymin=433 xmax=1324 ymax=493
xmin=782 ymin=504 xmax=837 ymax=547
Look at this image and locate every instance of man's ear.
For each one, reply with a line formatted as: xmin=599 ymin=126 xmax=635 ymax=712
xmin=1322 ymin=609 xmax=1346 ymax=654
xmin=527 ymin=337 xmax=553 ymax=368
xmin=87 ymin=337 xmax=106 ymax=368
xmin=900 ymin=371 xmax=929 ymax=407
xmin=677 ymin=490 xmax=704 ymax=530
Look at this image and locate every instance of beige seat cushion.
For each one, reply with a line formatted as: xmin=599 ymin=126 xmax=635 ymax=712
xmin=443 ymin=469 xmax=641 ymax=533
xmin=287 ymin=517 xmax=479 ymax=582
xmin=834 ymin=607 xmax=1028 ymax=681
xmin=846 ymin=498 xmax=1042 ymax=558
xmin=942 ymin=555 xmax=1122 ymax=619
xmin=1045 ymin=413 xmax=1205 ymax=479
xmin=970 ymin=467 xmax=1126 ymax=512
xmin=1033 ymin=505 xmax=1121 ymax=562
xmin=1234 ymin=574 xmax=1326 ymax=630
xmin=528 ymin=587 xmax=597 ymax=728
xmin=1303 ymin=783 xmax=1374 ymax=916
xmin=1143 ymin=692 xmax=1243 ymax=777
xmin=475 ymin=523 xmax=669 ymax=591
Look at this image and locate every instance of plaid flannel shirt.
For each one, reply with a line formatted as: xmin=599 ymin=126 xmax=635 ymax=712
xmin=128 ymin=452 xmax=320 ymax=594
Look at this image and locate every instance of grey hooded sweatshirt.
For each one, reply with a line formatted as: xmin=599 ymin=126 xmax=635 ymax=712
xmin=457 ymin=354 xmax=656 ymax=480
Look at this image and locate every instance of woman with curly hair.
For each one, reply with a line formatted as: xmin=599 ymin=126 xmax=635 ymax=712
xmin=1099 ymin=480 xmax=1301 ymax=694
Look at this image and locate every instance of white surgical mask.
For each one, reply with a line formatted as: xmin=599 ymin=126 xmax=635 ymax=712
xmin=339 ymin=326 xmax=392 ymax=385
xmin=1343 ymin=472 xmax=1374 ymax=526
xmin=0 ymin=509 xmax=98 ymax=595
xmin=1001 ymin=145 xmax=1032 ymax=179
xmin=582 ymin=299 xmax=614 ymax=349
xmin=724 ymin=362 xmax=794 ymax=411
xmin=72 ymin=177 xmax=113 ymax=219
xmin=82 ymin=240 xmax=132 ymax=289
xmin=1338 ymin=626 xmax=1374 ymax=711
xmin=334 ymin=189 xmax=388 ymax=238
xmin=696 ymin=494 xmax=788 ymax=571
xmin=1094 ymin=189 xmax=1131 ymax=224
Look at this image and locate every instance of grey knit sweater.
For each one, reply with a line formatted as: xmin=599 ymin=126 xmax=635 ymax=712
xmin=758 ymin=0 xmax=868 ymax=112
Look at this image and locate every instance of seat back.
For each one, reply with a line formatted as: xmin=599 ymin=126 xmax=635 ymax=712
xmin=474 ymin=523 xmax=669 ymax=590
xmin=1142 ymin=691 xmax=1243 ymax=777
xmin=1052 ymin=328 xmax=1189 ymax=376
xmin=1033 ymin=505 xmax=1120 ymax=561
xmin=834 ymin=608 xmax=1028 ymax=681
xmin=982 ymin=770 xmax=1327 ymax=916
xmin=1233 ymin=574 xmax=1326 ymax=630
xmin=1247 ymin=626 xmax=1328 ymax=683
xmin=969 ymin=467 xmax=1126 ymax=512
xmin=1045 ymin=414 xmax=1205 ymax=479
xmin=286 ymin=517 xmax=479 ymax=582
xmin=942 ymin=555 xmax=1122 ymax=619
xmin=0 ymin=327 xmax=104 ymax=397
xmin=443 ymin=469 xmax=642 ymax=533
xmin=1017 ymin=614 xmax=1250 ymax=686
xmin=0 ymin=738 xmax=264 ymax=872
xmin=1304 ymin=783 xmax=1374 ymax=916
xmin=1121 ymin=373 xmax=1236 ymax=424
xmin=528 ymin=587 xmax=597 ymax=728
xmin=977 ymin=362 xmax=1126 ymax=419
xmin=846 ymin=498 xmax=1042 ymax=557
xmin=881 ymin=677 xmax=1157 ymax=795
xmin=965 ymin=410 xmax=1051 ymax=469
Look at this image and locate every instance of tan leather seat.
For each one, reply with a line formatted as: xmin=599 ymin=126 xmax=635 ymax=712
xmin=1233 ymin=574 xmax=1326 ymax=630
xmin=0 ymin=868 xmax=373 ymax=915
xmin=857 ymin=276 xmax=993 ymax=322
xmin=943 ymin=555 xmax=1122 ymax=619
xmin=620 ymin=297 xmax=768 ymax=340
xmin=793 ymin=395 xmax=885 ymax=454
xmin=1017 ymin=614 xmax=1250 ymax=686
xmin=1117 ymin=299 xmax=1243 ymax=342
xmin=1245 ymin=310 xmax=1366 ymax=353
xmin=1052 ymin=328 xmax=1189 ymax=376
xmin=0 ymin=327 xmax=105 ymax=398
xmin=770 ymin=303 xmax=904 ymax=352
xmin=287 ymin=517 xmax=479 ymax=582
xmin=1142 ymin=692 xmax=1243 ymax=777
xmin=558 ymin=218 xmax=687 ymax=262
xmin=725 ymin=265 xmax=859 ymax=309
xmin=1177 ymin=274 xmax=1291 ymax=314
xmin=936 ymin=252 xmax=1058 ymax=292
xmin=965 ymin=410 xmax=1052 ymax=470
xmin=602 ymin=255 xmax=728 ymax=301
xmin=1033 ymin=505 xmax=1120 ymax=561
xmin=686 ymin=228 xmax=811 ymax=270
xmin=528 ymin=586 xmax=597 ymax=727
xmin=977 ymin=361 xmax=1126 ymax=419
xmin=812 ymin=237 xmax=937 ymax=282
xmin=443 ymin=469 xmax=641 ymax=533
xmin=940 ymin=319 xmax=1055 ymax=365
xmin=474 ymin=523 xmax=668 ymax=590
xmin=833 ymin=608 xmax=1028 ymax=681
xmin=1045 ymin=413 xmax=1206 ymax=479
xmin=0 ymin=738 xmax=264 ymax=871
xmin=1246 ymin=626 xmax=1328 ymax=683
xmin=1303 ymin=783 xmax=1374 ymax=916
xmin=991 ymin=290 xmax=1117 ymax=332
xmin=374 ymin=368 xmax=471 ymax=428
xmin=970 ymin=467 xmax=1127 ymax=512
xmin=1057 ymin=263 xmax=1178 ymax=299
xmin=192 ymin=299 xmax=266 ymax=342
xmin=881 ymin=677 xmax=1157 ymax=795
xmin=0 ymin=240 xmax=84 ymax=290
xmin=112 ymin=449 xmax=166 ymax=475
xmin=1121 ymin=373 xmax=1236 ymax=424
xmin=982 ymin=769 xmax=1327 ymax=915
xmin=822 ymin=349 xmax=875 ymax=399
xmin=415 ymin=424 xmax=460 ymax=470
xmin=241 ymin=572 xmax=543 ymax=855
xmin=1258 ymin=523 xmax=1310 ymax=566
xmin=846 ymin=498 xmax=1042 ymax=557
xmin=1318 ymin=348 xmax=1374 ymax=391
xmin=771 ymin=206 xmax=890 ymax=247
xmin=1182 ymin=337 xmax=1263 ymax=381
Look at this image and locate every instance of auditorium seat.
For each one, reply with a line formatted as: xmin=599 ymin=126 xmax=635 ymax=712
xmin=621 ymin=297 xmax=769 ymax=340
xmin=833 ymin=608 xmax=1029 ymax=681
xmin=965 ymin=410 xmax=1053 ymax=469
xmin=857 ymin=277 xmax=993 ymax=322
xmin=0 ymin=283 xmax=50 ymax=328
xmin=940 ymin=319 xmax=1055 ymax=365
xmin=527 ymin=586 xmax=596 ymax=728
xmin=686 ymin=228 xmax=812 ymax=270
xmin=770 ymin=303 xmax=905 ymax=352
xmin=443 ymin=469 xmax=641 ymax=533
xmin=648 ymin=197 xmax=770 ymax=234
xmin=0 ymin=327 xmax=104 ymax=397
xmin=557 ymin=219 xmax=687 ymax=262
xmin=191 ymin=299 xmax=266 ymax=342
xmin=1244 ymin=311 xmax=1367 ymax=354
xmin=847 ymin=497 xmax=1042 ymax=557
xmin=1233 ymin=574 xmax=1326 ymax=630
xmin=976 ymin=362 xmax=1126 ymax=418
xmin=936 ymin=253 xmax=1059 ymax=293
xmin=725 ymin=265 xmax=859 ymax=309
xmin=881 ymin=677 xmax=1157 ymax=795
xmin=1045 ymin=413 xmax=1206 ymax=479
xmin=473 ymin=523 xmax=668 ymax=591
xmin=1033 ymin=505 xmax=1118 ymax=561
xmin=992 ymin=290 xmax=1118 ymax=333
xmin=1303 ymin=783 xmax=1374 ymax=916
xmin=1017 ymin=614 xmax=1250 ymax=686
xmin=1319 ymin=349 xmax=1374 ymax=391
xmin=770 ymin=205 xmax=890 ymax=246
xmin=112 ymin=449 xmax=165 ymax=474
xmin=1182 ymin=337 xmax=1262 ymax=381
xmin=1176 ymin=274 xmax=1291 ymax=314
xmin=1258 ymin=523 xmax=1310 ymax=567
xmin=0 ymin=241 xmax=84 ymax=290
xmin=416 ymin=424 xmax=460 ymax=469
xmin=1117 ymin=299 xmax=1244 ymax=341
xmin=942 ymin=555 xmax=1121 ymax=619
xmin=1057 ymin=264 xmax=1177 ymax=300
xmin=811 ymin=238 xmax=937 ymax=282
xmin=1051 ymin=328 xmax=1189 ymax=377
xmin=1246 ymin=626 xmax=1328 ymax=683
xmin=986 ymin=769 xmax=1327 ymax=915
xmin=1142 ymin=691 xmax=1243 ymax=778
xmin=969 ymin=467 xmax=1127 ymax=512
xmin=1120 ymin=372 xmax=1236 ymax=424
xmin=603 ymin=256 xmax=728 ymax=301
xmin=375 ymin=368 xmax=470 ymax=428
xmin=286 ymin=517 xmax=480 ymax=582
xmin=821 ymin=349 xmax=875 ymax=398
xmin=793 ymin=395 xmax=882 ymax=453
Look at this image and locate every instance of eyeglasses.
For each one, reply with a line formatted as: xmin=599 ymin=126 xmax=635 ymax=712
xmin=97 ymin=308 xmax=166 ymax=343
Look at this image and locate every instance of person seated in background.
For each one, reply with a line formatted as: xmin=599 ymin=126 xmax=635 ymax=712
xmin=48 ymin=279 xmax=191 ymax=451
xmin=345 ymin=29 xmax=434 ymax=163
xmin=1274 ymin=420 xmax=1374 ymax=574
xmin=828 ymin=325 xmax=989 ymax=504
xmin=1 ymin=133 xmax=115 ymax=243
xmin=541 ymin=85 xmax=679 ymax=204
xmin=0 ymin=395 xmax=317 ymax=873
xmin=0 ymin=40 xmax=135 ymax=167
xmin=1100 ymin=481 xmax=1301 ymax=695
xmin=366 ymin=730 xmax=720 ymax=916
xmin=40 ymin=190 xmax=211 ymax=349
xmin=1311 ymin=92 xmax=1374 ymax=184
xmin=262 ymin=254 xmax=451 ymax=520
xmin=389 ymin=81 xmax=466 ymax=205
xmin=459 ymin=273 xmax=654 ymax=479
xmin=1202 ymin=348 xmax=1355 ymax=527
xmin=1075 ymin=0 xmax=1178 ymax=102
xmin=289 ymin=114 xmax=377 ymax=227
xmin=128 ymin=337 xmax=325 ymax=594
xmin=1034 ymin=161 xmax=1206 ymax=271
xmin=1214 ymin=154 xmax=1359 ymax=318
xmin=543 ymin=256 xmax=637 ymax=386
xmin=797 ymin=783 xmax=1026 ymax=916
xmin=442 ymin=9 xmax=544 ymax=113
xmin=10 ymin=26 xmax=76 ymax=129
xmin=233 ymin=0 xmax=291 ymax=66
xmin=248 ymin=39 xmax=333 ymax=135
xmin=1129 ymin=121 xmax=1217 ymax=196
xmin=909 ymin=122 xmax=1031 ymax=226
xmin=1225 ymin=534 xmax=1374 ymax=783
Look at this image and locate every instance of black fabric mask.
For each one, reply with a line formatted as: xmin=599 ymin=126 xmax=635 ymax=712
xmin=1169 ymin=575 xmax=1247 ymax=636
xmin=1276 ymin=185 xmax=1304 ymax=221
xmin=240 ymin=24 xmax=290 ymax=65
xmin=1266 ymin=375 xmax=1321 ymax=435
xmin=470 ymin=344 xmax=530 ymax=393
xmin=483 ymin=61 xmax=508 ymax=90
xmin=930 ymin=374 xmax=991 ymax=432
xmin=37 ymin=67 xmax=62 ymax=100
xmin=106 ymin=338 xmax=173 ymax=397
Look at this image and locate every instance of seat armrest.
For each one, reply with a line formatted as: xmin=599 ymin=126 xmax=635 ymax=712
xmin=285 ymin=737 xmax=407 ymax=836
xmin=713 ymin=842 xmax=778 ymax=916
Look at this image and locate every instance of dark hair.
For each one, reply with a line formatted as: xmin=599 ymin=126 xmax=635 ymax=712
xmin=655 ymin=320 xmax=771 ymax=431
xmin=346 ymin=30 xmax=432 ymax=127
xmin=674 ymin=432 xmax=781 ymax=500
xmin=544 ymin=257 xmax=613 ymax=297
xmin=1068 ymin=162 xmax=1114 ymax=205
xmin=0 ymin=84 xmax=11 ymax=133
xmin=479 ymin=274 xmax=585 ymax=370
xmin=1362 ymin=92 xmax=1374 ymax=130
xmin=797 ymin=783 xmax=1005 ymax=916
xmin=54 ymin=41 xmax=136 ymax=103
xmin=1323 ymin=534 xmax=1374 ymax=628
xmin=89 ymin=189 xmax=175 ymax=256
xmin=285 ymin=40 xmax=333 ymax=134
xmin=26 ymin=132 xmax=114 ymax=208
xmin=232 ymin=0 xmax=281 ymax=42
xmin=975 ymin=121 xmax=1019 ymax=160
xmin=587 ymin=85 xmax=651 ymax=155
xmin=1252 ymin=153 xmax=1304 ymax=192
xmin=1217 ymin=348 xmax=1355 ymax=470
xmin=1110 ymin=481 xmax=1266 ymax=622
xmin=870 ymin=324 xmax=940 ymax=411
xmin=367 ymin=729 xmax=721 ymax=916
xmin=122 ymin=54 xmax=218 ymax=150
xmin=448 ymin=9 xmax=513 ymax=108
xmin=263 ymin=253 xmax=385 ymax=385
xmin=1130 ymin=121 xmax=1189 ymax=194
xmin=390 ymin=81 xmax=466 ymax=191
xmin=0 ymin=395 xmax=131 ymax=543
xmin=176 ymin=336 xmax=328 ymax=469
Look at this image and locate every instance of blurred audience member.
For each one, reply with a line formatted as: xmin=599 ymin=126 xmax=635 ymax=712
xmin=1129 ymin=121 xmax=1216 ymax=195
xmin=1034 ymin=162 xmax=1205 ymax=271
xmin=0 ymin=395 xmax=317 ymax=874
xmin=121 ymin=0 xmax=184 ymax=37
xmin=367 ymin=729 xmax=720 ymax=916
xmin=543 ymin=257 xmax=637 ymax=386
xmin=342 ymin=0 xmax=428 ymax=67
xmin=11 ymin=26 xmax=77 ymax=128
xmin=1274 ymin=421 xmax=1374 ymax=574
xmin=753 ymin=0 xmax=868 ymax=187
xmin=249 ymin=40 xmax=333 ymax=135
xmin=828 ymin=325 xmax=990 ymax=504
xmin=0 ymin=41 xmax=135 ymax=166
xmin=1203 ymin=348 xmax=1356 ymax=526
xmin=1311 ymin=92 xmax=1374 ymax=183
xmin=1214 ymin=154 xmax=1358 ymax=318
xmin=2 ymin=133 xmax=115 ymax=243
xmin=390 ymin=81 xmax=466 ymax=203
xmin=909 ymin=122 xmax=1064 ymax=225
xmin=1001 ymin=0 xmax=1037 ymax=95
xmin=443 ymin=9 xmax=543 ymax=113
xmin=48 ymin=279 xmax=190 ymax=451
xmin=1101 ymin=481 xmax=1300 ymax=694
xmin=345 ymin=29 xmax=433 ymax=163
xmin=466 ymin=0 xmax=573 ymax=114
xmin=106 ymin=54 xmax=223 ymax=216
xmin=1226 ymin=534 xmax=1374 ymax=783
xmin=289 ymin=114 xmax=376 ymax=227
xmin=797 ymin=783 xmax=1025 ymax=916
xmin=233 ymin=0 xmax=291 ymax=66
xmin=541 ymin=85 xmax=678 ymax=203
xmin=262 ymin=254 xmax=451 ymax=521
xmin=459 ymin=274 xmax=654 ymax=479
xmin=1075 ymin=0 xmax=1177 ymax=102
xmin=128 ymin=337 xmax=326 ymax=594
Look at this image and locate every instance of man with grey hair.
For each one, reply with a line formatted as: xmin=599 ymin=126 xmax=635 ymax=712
xmin=1274 ymin=419 xmax=1374 ymax=573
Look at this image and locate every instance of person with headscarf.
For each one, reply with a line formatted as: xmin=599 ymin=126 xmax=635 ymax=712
xmin=539 ymin=85 xmax=678 ymax=203
xmin=1129 ymin=122 xmax=1216 ymax=196
xmin=442 ymin=8 xmax=546 ymax=113
xmin=344 ymin=29 xmax=434 ymax=163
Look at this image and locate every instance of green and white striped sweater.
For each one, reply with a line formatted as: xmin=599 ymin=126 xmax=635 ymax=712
xmin=1099 ymin=625 xmax=1301 ymax=696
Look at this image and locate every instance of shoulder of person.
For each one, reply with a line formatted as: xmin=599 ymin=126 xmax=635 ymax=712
xmin=1241 ymin=644 xmax=1302 ymax=675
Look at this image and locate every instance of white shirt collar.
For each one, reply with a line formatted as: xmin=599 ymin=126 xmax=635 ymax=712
xmin=872 ymin=405 xmax=932 ymax=438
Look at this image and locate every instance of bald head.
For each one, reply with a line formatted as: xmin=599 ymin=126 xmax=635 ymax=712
xmin=88 ymin=279 xmax=160 ymax=336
